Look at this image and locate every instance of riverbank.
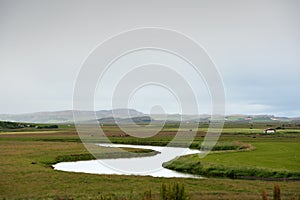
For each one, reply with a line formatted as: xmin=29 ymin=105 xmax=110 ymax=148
xmin=53 ymin=143 xmax=201 ymax=178
xmin=163 ymin=141 xmax=300 ymax=180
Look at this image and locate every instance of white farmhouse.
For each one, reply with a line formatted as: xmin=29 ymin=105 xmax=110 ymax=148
xmin=263 ymin=128 xmax=276 ymax=134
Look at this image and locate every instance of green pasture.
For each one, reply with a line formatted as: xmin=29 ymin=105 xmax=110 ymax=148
xmin=0 ymin=124 xmax=299 ymax=199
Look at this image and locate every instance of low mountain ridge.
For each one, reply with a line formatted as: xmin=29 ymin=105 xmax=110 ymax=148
xmin=0 ymin=109 xmax=298 ymax=124
xmin=0 ymin=109 xmax=144 ymax=123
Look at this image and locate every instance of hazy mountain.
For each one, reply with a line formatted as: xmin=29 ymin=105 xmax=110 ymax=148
xmin=98 ymin=116 xmax=152 ymax=124
xmin=0 ymin=109 xmax=298 ymax=124
xmin=0 ymin=109 xmax=144 ymax=123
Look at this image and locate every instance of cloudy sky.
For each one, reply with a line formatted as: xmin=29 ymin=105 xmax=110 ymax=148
xmin=0 ymin=0 xmax=299 ymax=117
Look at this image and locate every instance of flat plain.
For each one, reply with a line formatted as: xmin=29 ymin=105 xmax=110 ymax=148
xmin=0 ymin=122 xmax=299 ymax=199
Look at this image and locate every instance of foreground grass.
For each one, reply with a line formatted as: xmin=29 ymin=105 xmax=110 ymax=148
xmin=0 ymin=127 xmax=300 ymax=199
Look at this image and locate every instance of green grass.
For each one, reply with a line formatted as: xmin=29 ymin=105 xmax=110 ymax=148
xmin=204 ymin=142 xmax=300 ymax=171
xmin=164 ymin=140 xmax=300 ymax=179
xmin=0 ymin=125 xmax=300 ymax=199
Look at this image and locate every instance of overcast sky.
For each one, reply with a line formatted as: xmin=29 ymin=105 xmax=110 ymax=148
xmin=0 ymin=0 xmax=299 ymax=117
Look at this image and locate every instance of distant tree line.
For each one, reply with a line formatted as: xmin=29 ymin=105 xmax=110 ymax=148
xmin=35 ymin=125 xmax=58 ymax=129
xmin=0 ymin=121 xmax=59 ymax=130
xmin=0 ymin=121 xmax=20 ymax=129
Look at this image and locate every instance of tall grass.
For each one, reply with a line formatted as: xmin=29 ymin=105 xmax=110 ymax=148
xmin=273 ymin=184 xmax=281 ymax=200
xmin=97 ymin=183 xmax=187 ymax=200
xmin=261 ymin=185 xmax=300 ymax=200
xmin=262 ymin=189 xmax=268 ymax=200
xmin=160 ymin=183 xmax=187 ymax=200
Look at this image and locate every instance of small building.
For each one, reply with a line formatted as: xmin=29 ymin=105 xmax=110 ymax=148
xmin=263 ymin=128 xmax=276 ymax=134
xmin=17 ymin=124 xmax=25 ymax=128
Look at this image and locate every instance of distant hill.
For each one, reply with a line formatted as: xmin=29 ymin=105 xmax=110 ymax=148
xmin=98 ymin=116 xmax=152 ymax=124
xmin=0 ymin=109 xmax=299 ymax=124
xmin=0 ymin=109 xmax=144 ymax=123
xmin=224 ymin=115 xmax=299 ymax=123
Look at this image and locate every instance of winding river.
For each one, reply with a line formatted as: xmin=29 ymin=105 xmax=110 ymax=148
xmin=53 ymin=143 xmax=202 ymax=178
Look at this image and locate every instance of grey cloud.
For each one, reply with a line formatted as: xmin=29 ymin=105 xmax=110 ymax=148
xmin=0 ymin=0 xmax=299 ymax=116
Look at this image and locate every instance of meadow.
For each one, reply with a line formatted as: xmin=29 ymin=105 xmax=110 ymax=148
xmin=0 ymin=122 xmax=299 ymax=199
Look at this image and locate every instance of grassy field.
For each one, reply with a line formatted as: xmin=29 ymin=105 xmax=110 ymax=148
xmin=0 ymin=124 xmax=299 ymax=199
xmin=164 ymin=140 xmax=300 ymax=179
